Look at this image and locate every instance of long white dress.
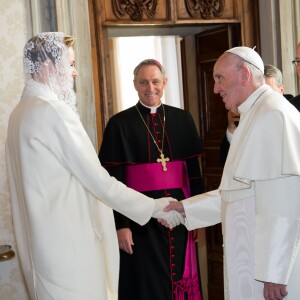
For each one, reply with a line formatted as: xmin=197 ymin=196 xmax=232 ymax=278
xmin=183 ymin=85 xmax=300 ymax=299
xmin=5 ymin=81 xmax=156 ymax=300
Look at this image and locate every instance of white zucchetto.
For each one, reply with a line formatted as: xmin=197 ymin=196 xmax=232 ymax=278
xmin=226 ymin=46 xmax=264 ymax=73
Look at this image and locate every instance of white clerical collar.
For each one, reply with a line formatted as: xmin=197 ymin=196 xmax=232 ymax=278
xmin=238 ymin=84 xmax=271 ymax=115
xmin=139 ymin=100 xmax=162 ymax=113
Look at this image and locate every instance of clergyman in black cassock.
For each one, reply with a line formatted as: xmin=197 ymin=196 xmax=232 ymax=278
xmin=99 ymin=59 xmax=204 ymax=300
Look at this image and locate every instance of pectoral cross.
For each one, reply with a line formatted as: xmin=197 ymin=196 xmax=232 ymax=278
xmin=157 ymin=153 xmax=169 ymax=172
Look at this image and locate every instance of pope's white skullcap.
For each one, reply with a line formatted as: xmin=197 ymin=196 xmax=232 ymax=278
xmin=225 ymin=46 xmax=264 ymax=73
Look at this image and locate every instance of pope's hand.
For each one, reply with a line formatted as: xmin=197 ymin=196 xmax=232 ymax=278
xmin=263 ymin=282 xmax=288 ymax=300
xmin=164 ymin=201 xmax=185 ymax=215
xmin=152 ymin=198 xmax=184 ymax=228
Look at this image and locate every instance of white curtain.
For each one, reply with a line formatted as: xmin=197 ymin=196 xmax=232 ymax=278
xmin=110 ymin=36 xmax=184 ymax=113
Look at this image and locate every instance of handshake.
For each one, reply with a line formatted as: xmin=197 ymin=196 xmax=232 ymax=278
xmin=152 ymin=197 xmax=186 ymax=229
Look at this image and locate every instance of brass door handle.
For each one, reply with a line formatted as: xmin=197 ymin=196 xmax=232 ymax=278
xmin=0 ymin=245 xmax=15 ymax=262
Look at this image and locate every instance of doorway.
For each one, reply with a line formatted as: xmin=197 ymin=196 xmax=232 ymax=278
xmin=109 ymin=35 xmax=184 ymax=113
xmin=106 ymin=24 xmax=225 ymax=300
xmin=106 ymin=25 xmax=220 ymax=121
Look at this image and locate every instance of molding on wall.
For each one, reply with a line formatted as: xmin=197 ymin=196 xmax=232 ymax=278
xmin=30 ymin=0 xmax=42 ymax=34
xmin=279 ymin=0 xmax=297 ymax=95
xmin=259 ymin=0 xmax=299 ymax=96
xmin=294 ymin=0 xmax=300 ymax=92
xmin=55 ymin=0 xmax=98 ymax=149
xmin=30 ymin=0 xmax=56 ymax=34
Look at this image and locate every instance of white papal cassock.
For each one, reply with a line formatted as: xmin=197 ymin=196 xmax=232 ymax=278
xmin=183 ymin=85 xmax=300 ymax=299
xmin=5 ymin=81 xmax=156 ymax=300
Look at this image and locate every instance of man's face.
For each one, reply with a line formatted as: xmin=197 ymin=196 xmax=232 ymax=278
xmin=213 ymin=54 xmax=242 ymax=113
xmin=133 ymin=65 xmax=167 ymax=107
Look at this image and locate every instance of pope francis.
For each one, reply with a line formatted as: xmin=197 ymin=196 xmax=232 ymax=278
xmin=164 ymin=47 xmax=300 ymax=300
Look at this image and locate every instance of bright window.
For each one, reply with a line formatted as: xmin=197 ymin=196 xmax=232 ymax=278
xmin=110 ymin=36 xmax=184 ymax=113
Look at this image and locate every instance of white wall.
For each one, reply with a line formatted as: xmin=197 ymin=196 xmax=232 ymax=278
xmin=110 ymin=36 xmax=183 ymax=113
xmin=0 ymin=1 xmax=31 ymax=299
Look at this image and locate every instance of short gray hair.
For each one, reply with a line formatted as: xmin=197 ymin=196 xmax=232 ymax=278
xmin=264 ymin=64 xmax=283 ymax=87
xmin=133 ymin=59 xmax=165 ymax=80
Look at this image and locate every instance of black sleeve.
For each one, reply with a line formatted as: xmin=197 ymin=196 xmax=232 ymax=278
xmin=186 ymin=156 xmax=203 ymax=196
xmin=290 ymin=95 xmax=300 ymax=112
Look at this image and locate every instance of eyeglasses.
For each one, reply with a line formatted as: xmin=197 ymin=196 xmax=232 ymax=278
xmin=292 ymin=59 xmax=300 ymax=66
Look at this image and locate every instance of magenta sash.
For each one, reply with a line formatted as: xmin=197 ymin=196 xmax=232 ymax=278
xmin=125 ymin=161 xmax=202 ymax=300
xmin=173 ymin=232 xmax=202 ymax=300
xmin=125 ymin=161 xmax=190 ymax=198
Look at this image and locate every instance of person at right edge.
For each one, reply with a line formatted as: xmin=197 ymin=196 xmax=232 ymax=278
xmin=164 ymin=46 xmax=300 ymax=300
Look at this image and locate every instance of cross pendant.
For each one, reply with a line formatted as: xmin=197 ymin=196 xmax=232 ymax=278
xmin=157 ymin=153 xmax=170 ymax=171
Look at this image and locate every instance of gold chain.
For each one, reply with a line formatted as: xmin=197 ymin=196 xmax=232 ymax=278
xmin=135 ymin=104 xmax=166 ymax=155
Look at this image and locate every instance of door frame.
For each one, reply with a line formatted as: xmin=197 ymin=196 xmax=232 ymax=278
xmin=87 ymin=0 xmax=260 ymax=149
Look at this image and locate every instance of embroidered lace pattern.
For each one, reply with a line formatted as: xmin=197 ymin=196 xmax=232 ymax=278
xmin=23 ymin=32 xmax=78 ymax=115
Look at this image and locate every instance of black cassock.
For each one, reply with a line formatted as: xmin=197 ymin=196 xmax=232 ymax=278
xmin=99 ymin=102 xmax=204 ymax=300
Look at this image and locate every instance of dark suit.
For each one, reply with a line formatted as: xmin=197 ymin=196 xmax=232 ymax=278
xmin=290 ymin=94 xmax=300 ymax=111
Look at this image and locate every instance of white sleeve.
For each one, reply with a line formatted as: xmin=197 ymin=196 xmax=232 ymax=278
xmin=255 ymin=176 xmax=300 ymax=284
xmin=48 ymin=110 xmax=155 ymax=225
xmin=183 ymin=189 xmax=222 ymax=230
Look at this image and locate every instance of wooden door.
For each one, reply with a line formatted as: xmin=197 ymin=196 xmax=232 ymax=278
xmin=194 ymin=25 xmax=241 ymax=300
xmin=88 ymin=0 xmax=260 ymax=149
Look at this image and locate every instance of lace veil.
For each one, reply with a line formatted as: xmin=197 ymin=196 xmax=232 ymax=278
xmin=23 ymin=32 xmax=78 ymax=115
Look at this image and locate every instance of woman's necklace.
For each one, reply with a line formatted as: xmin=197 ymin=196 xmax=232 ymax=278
xmin=135 ymin=104 xmax=169 ymax=171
